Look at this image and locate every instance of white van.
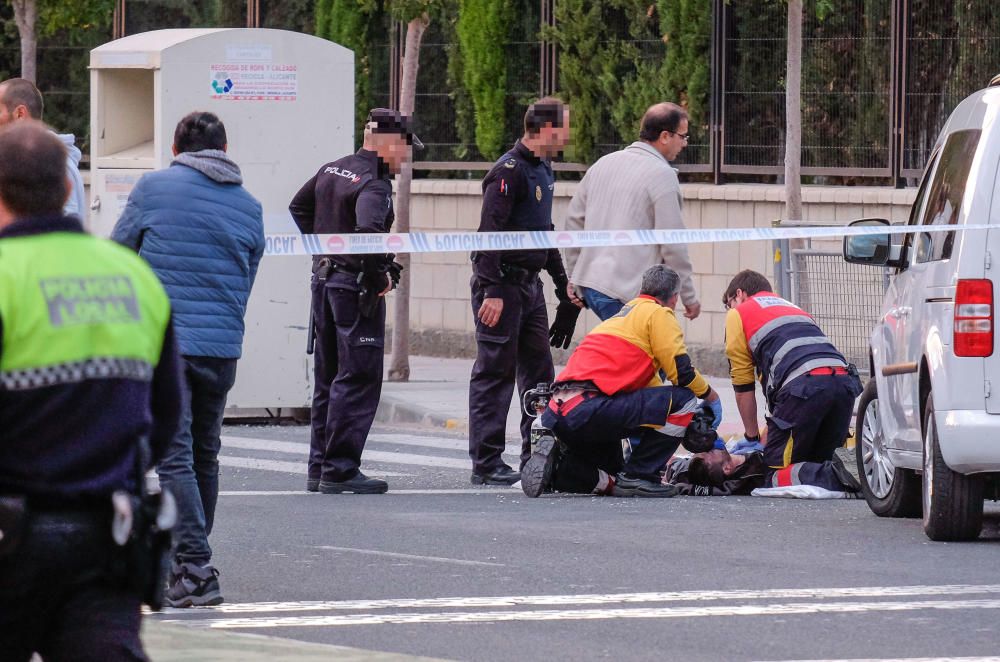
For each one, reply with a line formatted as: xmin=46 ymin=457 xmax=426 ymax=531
xmin=843 ymin=76 xmax=1000 ymax=541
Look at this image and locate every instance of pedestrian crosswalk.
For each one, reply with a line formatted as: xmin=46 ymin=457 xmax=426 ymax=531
xmin=218 ymin=429 xmax=521 ymax=481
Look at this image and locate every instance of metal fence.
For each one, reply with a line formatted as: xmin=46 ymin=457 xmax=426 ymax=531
xmin=12 ymin=0 xmax=1000 ymax=178
xmin=771 ymin=220 xmax=890 ymax=377
xmin=373 ymin=0 xmax=1000 ymax=181
xmin=787 ymin=250 xmax=888 ymax=376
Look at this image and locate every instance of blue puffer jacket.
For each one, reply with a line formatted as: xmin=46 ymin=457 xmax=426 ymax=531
xmin=111 ymin=151 xmax=265 ymax=359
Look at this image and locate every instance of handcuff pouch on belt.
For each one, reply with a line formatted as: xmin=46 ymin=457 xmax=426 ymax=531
xmin=313 ymin=257 xmax=336 ymax=281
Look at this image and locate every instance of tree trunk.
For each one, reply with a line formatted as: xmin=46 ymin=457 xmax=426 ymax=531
xmin=784 ymin=0 xmax=803 ymax=224
xmin=12 ymin=0 xmax=39 ymax=84
xmin=387 ymin=14 xmax=429 ymax=382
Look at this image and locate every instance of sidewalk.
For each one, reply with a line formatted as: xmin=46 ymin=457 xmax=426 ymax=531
xmin=378 ymin=356 xmax=766 ymax=440
xmin=144 ymin=620 xmax=446 ymax=661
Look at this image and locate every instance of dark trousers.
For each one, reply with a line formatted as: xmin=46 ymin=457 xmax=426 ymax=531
xmin=0 ymin=508 xmax=147 ymax=661
xmin=157 ymin=355 xmax=237 ymax=565
xmin=468 ymin=276 xmax=554 ymax=474
xmin=540 ymin=385 xmax=698 ymax=493
xmin=309 ymin=273 xmax=385 ymax=482
xmin=764 ymin=373 xmax=862 ymax=490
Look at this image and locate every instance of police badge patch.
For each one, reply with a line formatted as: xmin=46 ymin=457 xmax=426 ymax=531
xmin=504 ymin=159 xmax=516 ymax=169
xmin=535 ymin=185 xmax=542 ymax=201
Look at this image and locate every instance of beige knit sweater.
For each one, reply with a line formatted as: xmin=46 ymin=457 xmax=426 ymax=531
xmin=563 ymin=141 xmax=698 ymax=307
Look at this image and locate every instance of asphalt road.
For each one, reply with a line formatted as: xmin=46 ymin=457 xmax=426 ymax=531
xmin=151 ymin=422 xmax=1000 ymax=662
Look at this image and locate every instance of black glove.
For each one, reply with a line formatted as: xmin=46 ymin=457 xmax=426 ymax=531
xmin=548 ymin=300 xmax=581 ymax=349
xmin=387 ymin=260 xmax=403 ymax=288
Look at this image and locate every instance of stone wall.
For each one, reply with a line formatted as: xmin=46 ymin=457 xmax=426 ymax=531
xmin=389 ymin=180 xmax=916 ymax=374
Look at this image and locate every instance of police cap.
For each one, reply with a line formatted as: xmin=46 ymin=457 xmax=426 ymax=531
xmin=367 ymin=108 xmax=424 ymax=151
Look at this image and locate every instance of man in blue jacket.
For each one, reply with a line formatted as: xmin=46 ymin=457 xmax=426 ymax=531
xmin=112 ymin=111 xmax=264 ymax=607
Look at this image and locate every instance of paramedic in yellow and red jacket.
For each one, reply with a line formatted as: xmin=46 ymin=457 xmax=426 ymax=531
xmin=534 ymin=265 xmax=721 ymax=498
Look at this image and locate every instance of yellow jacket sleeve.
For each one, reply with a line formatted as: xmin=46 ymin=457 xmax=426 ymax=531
xmin=649 ymin=306 xmax=711 ymax=398
xmin=725 ymin=309 xmax=756 ymax=389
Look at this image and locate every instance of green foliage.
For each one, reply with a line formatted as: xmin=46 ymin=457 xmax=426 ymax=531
xmin=445 ymin=17 xmax=477 ymax=159
xmin=456 ymin=0 xmax=511 ymax=159
xmin=38 ymin=0 xmax=115 ymax=40
xmin=546 ymin=0 xmax=711 ymax=163
xmin=387 ymin=0 xmax=443 ymax=22
xmin=315 ymin=0 xmax=382 ymax=147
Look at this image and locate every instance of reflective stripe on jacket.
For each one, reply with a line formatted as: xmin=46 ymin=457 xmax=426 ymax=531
xmin=555 ymin=295 xmax=710 ymax=397
xmin=724 ymin=291 xmax=846 ymax=397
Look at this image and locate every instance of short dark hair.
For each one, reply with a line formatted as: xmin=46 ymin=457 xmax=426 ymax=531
xmin=0 ymin=122 xmax=68 ymax=217
xmin=174 ymin=111 xmax=227 ymax=154
xmin=723 ymin=270 xmax=773 ymax=307
xmin=638 ymin=102 xmax=687 ymax=141
xmin=639 ymin=264 xmax=680 ymax=302
xmin=524 ymin=97 xmax=565 ymax=135
xmin=0 ymin=78 xmax=44 ymax=119
xmin=687 ymin=455 xmax=727 ymax=487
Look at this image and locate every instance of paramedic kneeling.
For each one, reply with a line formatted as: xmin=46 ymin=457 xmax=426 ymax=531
xmin=527 ymin=265 xmax=721 ymax=498
xmin=723 ymin=270 xmax=863 ymax=491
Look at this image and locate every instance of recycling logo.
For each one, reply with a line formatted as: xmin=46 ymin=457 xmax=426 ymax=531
xmin=212 ymin=72 xmax=234 ymax=94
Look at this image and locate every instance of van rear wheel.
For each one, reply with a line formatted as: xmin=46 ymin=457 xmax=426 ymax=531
xmin=856 ymin=379 xmax=920 ymax=517
xmin=922 ymin=392 xmax=984 ymax=541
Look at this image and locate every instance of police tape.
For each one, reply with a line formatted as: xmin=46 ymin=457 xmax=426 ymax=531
xmin=263 ymin=223 xmax=994 ymax=257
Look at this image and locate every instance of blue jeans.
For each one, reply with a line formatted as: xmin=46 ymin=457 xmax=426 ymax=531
xmin=157 ymin=355 xmax=238 ymax=565
xmin=580 ymin=287 xmax=625 ymax=321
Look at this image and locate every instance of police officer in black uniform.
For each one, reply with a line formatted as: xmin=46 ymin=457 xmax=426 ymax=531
xmin=0 ymin=122 xmax=183 ymax=660
xmin=469 ymin=97 xmax=582 ymax=485
xmin=290 ymin=108 xmax=420 ymax=495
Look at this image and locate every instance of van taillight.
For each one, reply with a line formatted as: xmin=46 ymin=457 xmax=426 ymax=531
xmin=954 ymin=279 xmax=993 ymax=357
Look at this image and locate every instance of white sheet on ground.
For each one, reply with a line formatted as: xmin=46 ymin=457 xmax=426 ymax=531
xmin=751 ymin=485 xmax=855 ymax=499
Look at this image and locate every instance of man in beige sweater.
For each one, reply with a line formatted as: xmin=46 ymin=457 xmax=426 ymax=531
xmin=563 ymin=102 xmax=701 ymax=321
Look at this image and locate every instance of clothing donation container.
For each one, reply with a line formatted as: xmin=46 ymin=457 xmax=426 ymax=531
xmin=89 ymin=28 xmax=353 ymax=410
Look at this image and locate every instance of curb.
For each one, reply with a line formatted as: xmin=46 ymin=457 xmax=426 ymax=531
xmin=374 ymin=394 xmax=465 ymax=431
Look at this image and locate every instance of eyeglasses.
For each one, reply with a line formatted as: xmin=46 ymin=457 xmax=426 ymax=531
xmin=668 ymin=130 xmax=690 ymax=141
xmin=724 ymin=295 xmax=736 ymax=309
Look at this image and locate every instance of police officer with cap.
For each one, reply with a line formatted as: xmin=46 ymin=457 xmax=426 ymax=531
xmin=0 ymin=121 xmax=183 ymax=659
xmin=468 ymin=97 xmax=582 ymax=485
xmin=290 ymin=108 xmax=420 ymax=495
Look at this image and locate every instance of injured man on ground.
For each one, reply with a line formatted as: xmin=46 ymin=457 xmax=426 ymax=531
xmin=663 ymin=446 xmax=862 ymax=497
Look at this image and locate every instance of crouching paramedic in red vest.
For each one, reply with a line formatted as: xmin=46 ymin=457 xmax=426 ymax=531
xmin=723 ymin=270 xmax=863 ymax=492
xmin=529 ymin=265 xmax=721 ymax=498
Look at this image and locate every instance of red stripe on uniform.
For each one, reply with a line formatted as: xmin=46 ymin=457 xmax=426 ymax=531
xmin=775 ymin=465 xmax=795 ymax=487
xmin=666 ymin=412 xmax=695 ymax=427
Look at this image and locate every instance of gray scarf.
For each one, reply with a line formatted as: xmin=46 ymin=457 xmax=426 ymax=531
xmin=172 ymin=149 xmax=243 ymax=185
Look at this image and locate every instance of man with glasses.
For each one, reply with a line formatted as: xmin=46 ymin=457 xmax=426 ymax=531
xmin=562 ymin=102 xmax=701 ymax=322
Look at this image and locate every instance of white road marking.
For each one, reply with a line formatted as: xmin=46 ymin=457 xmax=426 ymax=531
xmin=763 ymin=658 xmax=1000 ymax=662
xmin=162 ymin=584 xmax=1000 ymax=615
xmin=218 ymin=455 xmax=409 ymax=477
xmin=314 ymin=545 xmax=505 ymax=568
xmin=218 ymin=488 xmax=518 ymax=497
xmin=221 ymin=435 xmax=514 ymax=470
xmin=162 ymin=597 xmax=1000 ymax=629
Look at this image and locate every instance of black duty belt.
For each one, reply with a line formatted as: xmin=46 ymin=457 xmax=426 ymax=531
xmin=499 ymin=263 xmax=539 ymax=284
xmin=313 ymin=257 xmax=360 ymax=280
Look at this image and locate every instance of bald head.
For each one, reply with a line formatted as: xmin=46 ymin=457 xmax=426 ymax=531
xmin=639 ymin=102 xmax=687 ymax=141
xmin=0 ymin=121 xmax=68 ymax=224
xmin=639 ymin=102 xmax=689 ymax=161
xmin=0 ymin=78 xmax=44 ymax=126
